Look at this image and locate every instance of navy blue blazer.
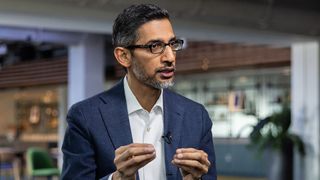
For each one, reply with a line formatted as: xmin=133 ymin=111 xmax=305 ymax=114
xmin=62 ymin=80 xmax=217 ymax=180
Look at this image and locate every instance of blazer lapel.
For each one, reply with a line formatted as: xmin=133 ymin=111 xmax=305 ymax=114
xmin=98 ymin=80 xmax=133 ymax=149
xmin=163 ymin=90 xmax=184 ymax=179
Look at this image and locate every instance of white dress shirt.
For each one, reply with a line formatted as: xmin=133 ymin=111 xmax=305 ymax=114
xmin=109 ymin=77 xmax=166 ymax=180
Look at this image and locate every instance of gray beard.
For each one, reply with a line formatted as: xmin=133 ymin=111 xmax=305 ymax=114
xmin=132 ymin=60 xmax=174 ymax=89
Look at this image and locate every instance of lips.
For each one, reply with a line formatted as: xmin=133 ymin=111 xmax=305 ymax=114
xmin=158 ymin=68 xmax=175 ymax=79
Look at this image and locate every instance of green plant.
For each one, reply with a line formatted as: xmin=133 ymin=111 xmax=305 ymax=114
xmin=249 ymin=106 xmax=305 ymax=155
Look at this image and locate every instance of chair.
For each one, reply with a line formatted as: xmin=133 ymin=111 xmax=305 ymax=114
xmin=26 ymin=147 xmax=60 ymax=180
xmin=0 ymin=148 xmax=20 ymax=180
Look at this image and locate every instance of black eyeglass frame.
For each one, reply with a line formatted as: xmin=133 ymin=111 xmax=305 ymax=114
xmin=125 ymin=39 xmax=184 ymax=54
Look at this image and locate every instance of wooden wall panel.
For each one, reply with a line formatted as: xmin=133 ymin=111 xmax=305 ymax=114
xmin=115 ymin=41 xmax=290 ymax=76
xmin=0 ymin=41 xmax=291 ymax=89
xmin=0 ymin=58 xmax=67 ymax=89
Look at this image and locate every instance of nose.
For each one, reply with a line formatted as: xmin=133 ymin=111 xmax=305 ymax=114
xmin=161 ymin=45 xmax=176 ymax=63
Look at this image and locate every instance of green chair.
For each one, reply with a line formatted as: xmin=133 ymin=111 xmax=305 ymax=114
xmin=26 ymin=147 xmax=60 ymax=180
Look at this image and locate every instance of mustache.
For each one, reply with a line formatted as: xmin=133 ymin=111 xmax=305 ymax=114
xmin=156 ymin=65 xmax=176 ymax=72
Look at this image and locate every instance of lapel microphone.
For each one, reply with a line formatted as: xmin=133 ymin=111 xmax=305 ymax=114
xmin=162 ymin=131 xmax=172 ymax=144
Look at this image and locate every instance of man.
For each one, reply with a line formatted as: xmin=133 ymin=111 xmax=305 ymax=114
xmin=62 ymin=4 xmax=216 ymax=180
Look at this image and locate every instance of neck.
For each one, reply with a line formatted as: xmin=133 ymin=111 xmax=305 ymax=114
xmin=126 ymin=74 xmax=161 ymax=112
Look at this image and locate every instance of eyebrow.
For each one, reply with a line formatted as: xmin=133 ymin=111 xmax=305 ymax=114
xmin=145 ymin=36 xmax=177 ymax=45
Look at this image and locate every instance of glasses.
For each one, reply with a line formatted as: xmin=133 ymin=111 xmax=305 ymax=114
xmin=126 ymin=39 xmax=184 ymax=54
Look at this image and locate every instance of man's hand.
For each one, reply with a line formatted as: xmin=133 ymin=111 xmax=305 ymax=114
xmin=171 ymin=148 xmax=211 ymax=180
xmin=112 ymin=143 xmax=156 ymax=180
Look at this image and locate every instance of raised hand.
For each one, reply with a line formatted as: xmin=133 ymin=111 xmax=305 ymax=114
xmin=172 ymin=148 xmax=211 ymax=180
xmin=112 ymin=143 xmax=156 ymax=180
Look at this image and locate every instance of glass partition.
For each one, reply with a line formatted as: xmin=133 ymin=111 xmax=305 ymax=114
xmin=173 ymin=67 xmax=290 ymax=138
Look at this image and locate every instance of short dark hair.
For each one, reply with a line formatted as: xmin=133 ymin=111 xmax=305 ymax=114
xmin=112 ymin=4 xmax=170 ymax=48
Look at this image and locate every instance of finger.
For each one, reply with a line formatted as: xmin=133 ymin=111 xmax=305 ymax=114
xmin=128 ymin=143 xmax=154 ymax=148
xmin=123 ymin=146 xmax=155 ymax=159
xmin=175 ymin=149 xmax=210 ymax=167
xmin=172 ymin=159 xmax=208 ymax=174
xmin=174 ymin=152 xmax=210 ymax=167
xmin=118 ymin=151 xmax=156 ymax=175
xmin=174 ymin=163 xmax=193 ymax=173
xmin=176 ymin=148 xmax=198 ymax=154
xmin=116 ymin=143 xmax=154 ymax=155
xmin=115 ymin=146 xmax=155 ymax=164
xmin=172 ymin=162 xmax=202 ymax=179
xmin=126 ymin=151 xmax=156 ymax=168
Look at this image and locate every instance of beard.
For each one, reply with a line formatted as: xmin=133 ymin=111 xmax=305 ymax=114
xmin=131 ymin=59 xmax=174 ymax=90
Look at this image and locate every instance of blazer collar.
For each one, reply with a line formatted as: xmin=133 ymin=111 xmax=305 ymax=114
xmin=98 ymin=79 xmax=133 ymax=149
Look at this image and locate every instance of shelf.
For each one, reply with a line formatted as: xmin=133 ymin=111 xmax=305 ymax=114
xmin=19 ymin=133 xmax=58 ymax=142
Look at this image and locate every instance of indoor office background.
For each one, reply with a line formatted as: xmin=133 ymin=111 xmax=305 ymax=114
xmin=0 ymin=0 xmax=319 ymax=180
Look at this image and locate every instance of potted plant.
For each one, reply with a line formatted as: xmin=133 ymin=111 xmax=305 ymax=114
xmin=249 ymin=105 xmax=305 ymax=180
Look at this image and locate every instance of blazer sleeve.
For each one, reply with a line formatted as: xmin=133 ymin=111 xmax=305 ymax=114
xmin=200 ymin=106 xmax=217 ymax=180
xmin=61 ymin=105 xmax=112 ymax=180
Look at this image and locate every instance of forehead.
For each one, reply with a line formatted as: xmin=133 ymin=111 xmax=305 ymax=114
xmin=135 ymin=19 xmax=175 ymax=43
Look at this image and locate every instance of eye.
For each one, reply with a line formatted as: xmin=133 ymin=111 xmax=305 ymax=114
xmin=150 ymin=41 xmax=163 ymax=50
xmin=169 ymin=40 xmax=177 ymax=46
xmin=170 ymin=40 xmax=181 ymax=49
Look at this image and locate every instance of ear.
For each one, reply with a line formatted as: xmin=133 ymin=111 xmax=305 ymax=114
xmin=114 ymin=47 xmax=132 ymax=68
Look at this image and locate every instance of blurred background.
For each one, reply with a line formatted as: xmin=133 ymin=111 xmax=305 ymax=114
xmin=0 ymin=0 xmax=319 ymax=179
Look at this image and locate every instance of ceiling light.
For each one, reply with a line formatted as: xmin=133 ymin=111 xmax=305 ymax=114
xmin=0 ymin=44 xmax=7 ymax=55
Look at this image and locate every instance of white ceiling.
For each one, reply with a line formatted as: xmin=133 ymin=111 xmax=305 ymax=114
xmin=0 ymin=0 xmax=319 ymax=45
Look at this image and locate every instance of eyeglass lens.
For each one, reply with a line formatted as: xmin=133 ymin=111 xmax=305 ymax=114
xmin=150 ymin=40 xmax=183 ymax=54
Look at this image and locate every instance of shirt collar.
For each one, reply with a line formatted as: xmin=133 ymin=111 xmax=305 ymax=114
xmin=123 ymin=76 xmax=163 ymax=115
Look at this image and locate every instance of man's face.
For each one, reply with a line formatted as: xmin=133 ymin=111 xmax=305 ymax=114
xmin=128 ymin=18 xmax=176 ymax=89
